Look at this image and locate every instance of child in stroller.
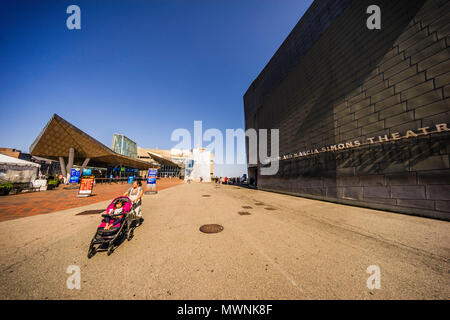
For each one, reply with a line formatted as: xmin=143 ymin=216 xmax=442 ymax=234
xmin=103 ymin=199 xmax=125 ymax=230
xmin=87 ymin=196 xmax=137 ymax=258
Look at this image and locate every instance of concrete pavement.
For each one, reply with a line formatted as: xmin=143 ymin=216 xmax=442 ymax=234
xmin=0 ymin=182 xmax=449 ymax=299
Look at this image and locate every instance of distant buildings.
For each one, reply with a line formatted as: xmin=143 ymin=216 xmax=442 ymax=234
xmin=29 ymin=114 xmax=154 ymax=182
xmin=5 ymin=114 xmax=216 ymax=183
xmin=0 ymin=148 xmax=31 ymax=161
xmin=138 ymin=147 xmax=214 ymax=182
xmin=137 ymin=147 xmax=180 ymax=178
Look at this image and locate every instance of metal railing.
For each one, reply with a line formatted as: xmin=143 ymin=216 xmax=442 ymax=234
xmin=93 ymin=177 xmax=146 ymax=184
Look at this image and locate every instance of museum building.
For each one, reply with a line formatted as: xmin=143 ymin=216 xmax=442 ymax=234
xmin=244 ymin=0 xmax=450 ymax=220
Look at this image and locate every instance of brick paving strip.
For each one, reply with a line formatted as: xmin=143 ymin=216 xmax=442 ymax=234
xmin=0 ymin=178 xmax=184 ymax=222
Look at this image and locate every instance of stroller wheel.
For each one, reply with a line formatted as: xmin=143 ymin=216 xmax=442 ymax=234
xmin=107 ymin=245 xmax=114 ymax=256
xmin=87 ymin=244 xmax=96 ymax=259
xmin=127 ymin=227 xmax=134 ymax=241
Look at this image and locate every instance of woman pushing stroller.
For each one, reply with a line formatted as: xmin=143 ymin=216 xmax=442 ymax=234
xmin=88 ymin=196 xmax=134 ymax=258
xmin=87 ymin=180 xmax=145 ymax=258
xmin=124 ymin=180 xmax=144 ymax=224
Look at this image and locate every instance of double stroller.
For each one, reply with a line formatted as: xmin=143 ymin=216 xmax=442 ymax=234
xmin=88 ymin=196 xmax=138 ymax=258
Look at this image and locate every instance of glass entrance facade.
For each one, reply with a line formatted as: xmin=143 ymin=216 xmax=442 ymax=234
xmin=112 ymin=134 xmax=138 ymax=159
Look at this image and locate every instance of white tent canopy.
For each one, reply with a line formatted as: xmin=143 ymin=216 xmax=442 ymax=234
xmin=0 ymin=154 xmax=40 ymax=183
xmin=0 ymin=154 xmax=40 ymax=167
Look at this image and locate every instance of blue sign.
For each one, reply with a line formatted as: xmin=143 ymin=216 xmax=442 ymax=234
xmin=69 ymin=169 xmax=80 ymax=183
xmin=82 ymin=168 xmax=92 ymax=176
xmin=128 ymin=176 xmax=134 ymax=184
xmin=147 ymin=169 xmax=157 ymax=185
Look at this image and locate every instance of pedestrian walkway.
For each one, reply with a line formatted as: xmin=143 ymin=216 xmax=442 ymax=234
xmin=0 ymin=178 xmax=184 ymax=222
xmin=1 ymin=182 xmax=448 ymax=299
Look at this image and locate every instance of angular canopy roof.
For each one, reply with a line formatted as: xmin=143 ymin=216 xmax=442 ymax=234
xmin=30 ymin=114 xmax=157 ymax=170
xmin=137 ymin=147 xmax=179 ymax=167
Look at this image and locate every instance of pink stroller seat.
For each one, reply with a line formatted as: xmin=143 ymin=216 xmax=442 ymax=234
xmin=97 ymin=196 xmax=132 ymax=235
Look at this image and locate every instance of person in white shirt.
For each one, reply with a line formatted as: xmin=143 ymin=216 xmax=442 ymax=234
xmin=124 ymin=180 xmax=144 ymax=224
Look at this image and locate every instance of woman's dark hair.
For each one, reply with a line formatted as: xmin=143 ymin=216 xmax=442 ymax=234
xmin=134 ymin=180 xmax=142 ymax=187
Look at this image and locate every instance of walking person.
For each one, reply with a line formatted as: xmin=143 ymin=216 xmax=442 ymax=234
xmin=124 ymin=180 xmax=144 ymax=225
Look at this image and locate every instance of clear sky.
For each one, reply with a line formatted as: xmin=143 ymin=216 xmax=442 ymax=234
xmin=0 ymin=0 xmax=313 ymax=177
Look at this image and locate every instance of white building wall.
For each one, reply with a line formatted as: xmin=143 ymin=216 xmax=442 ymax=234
xmin=176 ymin=148 xmax=212 ymax=182
xmin=192 ymin=148 xmax=211 ymax=182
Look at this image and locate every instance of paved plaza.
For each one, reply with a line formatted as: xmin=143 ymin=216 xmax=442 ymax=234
xmin=0 ymin=182 xmax=448 ymax=299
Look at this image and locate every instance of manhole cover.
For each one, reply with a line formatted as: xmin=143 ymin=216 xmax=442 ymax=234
xmin=264 ymin=207 xmax=276 ymax=211
xmin=202 ymin=194 xmax=211 ymax=197
xmin=76 ymin=209 xmax=104 ymax=216
xmin=254 ymin=202 xmax=264 ymax=206
xmin=238 ymin=211 xmax=251 ymax=215
xmin=242 ymin=205 xmax=252 ymax=209
xmin=199 ymin=224 xmax=224 ymax=233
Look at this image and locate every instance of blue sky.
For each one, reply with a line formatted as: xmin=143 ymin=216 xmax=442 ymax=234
xmin=0 ymin=0 xmax=312 ymax=176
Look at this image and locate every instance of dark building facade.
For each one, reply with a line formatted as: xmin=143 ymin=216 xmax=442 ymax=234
xmin=244 ymin=0 xmax=450 ymax=220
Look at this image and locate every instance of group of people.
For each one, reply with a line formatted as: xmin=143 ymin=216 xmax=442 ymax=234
xmin=215 ymin=177 xmax=244 ymax=185
xmin=215 ymin=177 xmax=228 ymax=184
